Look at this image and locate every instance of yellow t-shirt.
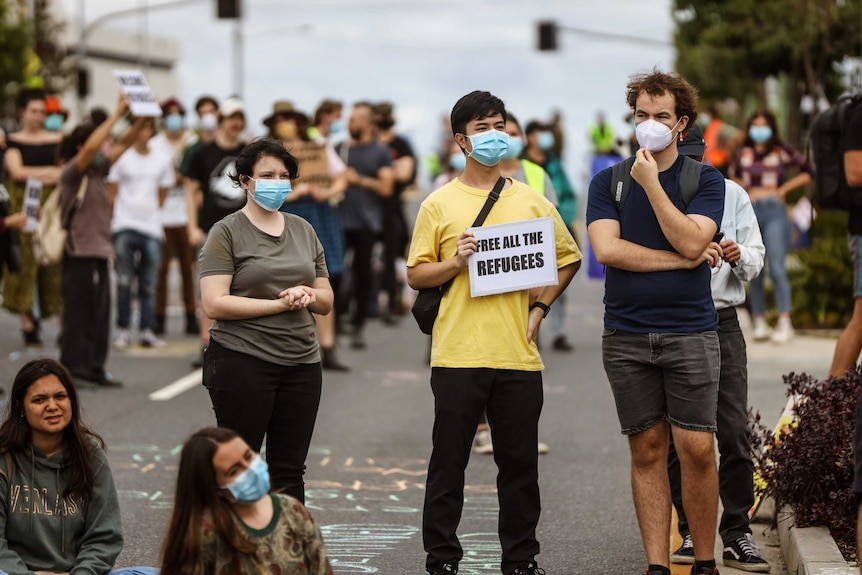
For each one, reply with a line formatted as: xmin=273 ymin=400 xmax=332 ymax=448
xmin=408 ymin=177 xmax=582 ymax=370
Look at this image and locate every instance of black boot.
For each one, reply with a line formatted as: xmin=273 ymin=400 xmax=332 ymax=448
xmin=321 ymin=347 xmax=350 ymax=371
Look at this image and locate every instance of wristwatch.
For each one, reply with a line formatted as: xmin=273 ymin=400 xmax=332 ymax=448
xmin=530 ymin=301 xmax=551 ymax=318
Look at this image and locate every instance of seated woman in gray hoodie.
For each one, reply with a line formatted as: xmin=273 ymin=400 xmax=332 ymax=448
xmin=0 ymin=358 xmax=155 ymax=575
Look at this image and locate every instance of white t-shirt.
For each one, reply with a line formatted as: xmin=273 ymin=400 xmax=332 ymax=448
xmin=108 ymin=147 xmax=175 ymax=239
xmin=149 ymin=131 xmax=196 ymax=227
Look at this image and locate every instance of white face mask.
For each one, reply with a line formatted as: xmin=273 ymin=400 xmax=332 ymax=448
xmin=200 ymin=113 xmax=218 ymax=132
xmin=635 ymin=118 xmax=682 ymax=153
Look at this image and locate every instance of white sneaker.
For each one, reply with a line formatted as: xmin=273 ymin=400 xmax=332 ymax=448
xmin=752 ymin=317 xmax=771 ymax=342
xmin=537 ymin=441 xmax=549 ymax=455
xmin=472 ymin=429 xmax=494 ymax=455
xmin=139 ymin=328 xmax=165 ymax=348
xmin=771 ymin=320 xmax=795 ymax=344
xmin=113 ymin=329 xmax=131 ymax=350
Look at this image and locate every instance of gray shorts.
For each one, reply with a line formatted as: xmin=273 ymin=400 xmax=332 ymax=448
xmin=602 ymin=329 xmax=720 ymax=435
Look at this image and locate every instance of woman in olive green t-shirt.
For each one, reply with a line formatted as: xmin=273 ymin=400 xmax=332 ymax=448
xmin=198 ymin=139 xmax=334 ymax=503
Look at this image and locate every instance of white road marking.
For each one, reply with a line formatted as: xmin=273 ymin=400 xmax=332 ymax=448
xmin=149 ymin=369 xmax=202 ymax=401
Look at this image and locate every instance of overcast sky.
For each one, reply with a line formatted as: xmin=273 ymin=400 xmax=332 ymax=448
xmin=57 ymin=0 xmax=677 ymax=191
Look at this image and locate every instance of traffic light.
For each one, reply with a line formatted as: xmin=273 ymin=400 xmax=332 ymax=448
xmin=77 ymin=67 xmax=89 ymax=99
xmin=538 ymin=20 xmax=558 ymax=51
xmin=217 ymin=0 xmax=240 ymax=19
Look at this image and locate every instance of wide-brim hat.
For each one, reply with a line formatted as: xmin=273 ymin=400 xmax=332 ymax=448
xmin=263 ymin=100 xmax=303 ymax=127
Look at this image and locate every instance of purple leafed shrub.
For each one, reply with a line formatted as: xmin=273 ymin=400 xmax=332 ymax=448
xmin=750 ymin=369 xmax=859 ymax=561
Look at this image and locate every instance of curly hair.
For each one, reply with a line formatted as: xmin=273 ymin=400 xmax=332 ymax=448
xmin=626 ymin=69 xmax=699 ymax=125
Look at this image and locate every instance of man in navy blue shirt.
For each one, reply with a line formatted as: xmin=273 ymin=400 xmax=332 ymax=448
xmin=586 ymin=70 xmax=726 ymax=575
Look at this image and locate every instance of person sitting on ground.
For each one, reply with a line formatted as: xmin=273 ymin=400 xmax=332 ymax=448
xmin=160 ymin=426 xmax=333 ymax=575
xmin=0 ymin=358 xmax=156 ymax=575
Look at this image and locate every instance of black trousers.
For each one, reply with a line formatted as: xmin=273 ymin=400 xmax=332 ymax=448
xmin=60 ymin=257 xmax=111 ymax=381
xmin=381 ymin=200 xmax=408 ymax=312
xmin=423 ymin=367 xmax=543 ymax=574
xmin=668 ymin=306 xmax=755 ymax=542
xmin=339 ymin=229 xmax=377 ymax=330
xmin=203 ymin=339 xmax=322 ymax=503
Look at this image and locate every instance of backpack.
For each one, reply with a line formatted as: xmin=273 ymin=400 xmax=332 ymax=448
xmin=809 ymin=95 xmax=862 ymax=211
xmin=609 ymin=155 xmax=703 ymax=210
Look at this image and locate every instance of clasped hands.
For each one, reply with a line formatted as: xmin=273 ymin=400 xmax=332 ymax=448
xmin=697 ymin=239 xmax=741 ymax=269
xmin=278 ymin=286 xmax=316 ymax=311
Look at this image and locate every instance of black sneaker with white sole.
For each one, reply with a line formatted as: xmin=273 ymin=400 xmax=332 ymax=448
xmin=428 ymin=563 xmax=457 ymax=575
xmin=671 ymin=533 xmax=695 ymax=564
xmin=723 ymin=533 xmax=770 ymax=572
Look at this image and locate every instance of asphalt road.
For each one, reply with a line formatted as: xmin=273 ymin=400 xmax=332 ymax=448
xmin=0 ymin=273 xmax=831 ymax=574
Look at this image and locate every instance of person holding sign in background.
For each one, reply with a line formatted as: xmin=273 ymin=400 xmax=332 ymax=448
xmin=407 ymin=91 xmax=581 ymax=575
xmin=2 ymin=88 xmax=64 ymax=348
xmin=264 ymin=101 xmax=350 ymax=372
xmin=58 ymin=93 xmax=150 ymax=388
xmin=586 ymin=70 xmax=725 ymax=575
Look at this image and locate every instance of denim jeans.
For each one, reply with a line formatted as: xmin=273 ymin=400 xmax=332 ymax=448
xmin=423 ymin=367 xmax=543 ymax=575
xmin=113 ymin=229 xmax=163 ymax=331
xmin=750 ymin=197 xmax=792 ymax=314
xmin=203 ymin=339 xmax=323 ymax=503
xmin=668 ymin=307 xmax=755 ymax=542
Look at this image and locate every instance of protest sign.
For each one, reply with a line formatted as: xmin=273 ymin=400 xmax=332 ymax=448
xmin=113 ymin=70 xmax=162 ymax=117
xmin=23 ymin=178 xmax=42 ymax=232
xmin=468 ymin=217 xmax=558 ymax=297
xmin=288 ymin=141 xmax=332 ymax=188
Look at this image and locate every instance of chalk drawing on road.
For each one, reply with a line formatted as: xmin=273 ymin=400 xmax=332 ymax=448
xmin=321 ymin=524 xmax=418 ymax=573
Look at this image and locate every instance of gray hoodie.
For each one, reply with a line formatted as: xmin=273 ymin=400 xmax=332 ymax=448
xmin=0 ymin=442 xmax=123 ymax=575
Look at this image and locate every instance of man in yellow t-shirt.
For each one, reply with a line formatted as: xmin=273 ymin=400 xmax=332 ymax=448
xmin=407 ymin=90 xmax=581 ymax=575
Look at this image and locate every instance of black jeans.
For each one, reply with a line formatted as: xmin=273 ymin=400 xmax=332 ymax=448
xmin=203 ymin=339 xmax=323 ymax=503
xmin=339 ymin=229 xmax=377 ymax=330
xmin=668 ymin=307 xmax=754 ymax=542
xmin=423 ymin=367 xmax=543 ymax=575
xmin=61 ymin=257 xmax=111 ymax=381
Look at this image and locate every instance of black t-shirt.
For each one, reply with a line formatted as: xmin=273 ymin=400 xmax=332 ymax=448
xmin=846 ymin=105 xmax=862 ymax=234
xmin=386 ymin=134 xmax=416 ymax=199
xmin=183 ymin=140 xmax=245 ymax=232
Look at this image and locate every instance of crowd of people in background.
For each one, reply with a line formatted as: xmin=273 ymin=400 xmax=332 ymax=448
xmin=0 ymin=70 xmax=853 ymax=575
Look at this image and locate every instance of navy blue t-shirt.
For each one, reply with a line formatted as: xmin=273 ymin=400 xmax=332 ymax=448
xmin=586 ymin=155 xmax=725 ymax=333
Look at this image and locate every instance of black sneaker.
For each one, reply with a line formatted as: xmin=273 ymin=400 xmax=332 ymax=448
xmin=511 ymin=562 xmax=546 ymax=575
xmin=723 ymin=533 xmax=770 ymax=572
xmin=428 ymin=563 xmax=457 ymax=575
xmin=689 ymin=565 xmax=719 ymax=575
xmin=671 ymin=533 xmax=695 ymax=564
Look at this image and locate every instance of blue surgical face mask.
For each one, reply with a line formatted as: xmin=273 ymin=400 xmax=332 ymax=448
xmin=465 ymin=129 xmax=509 ymax=167
xmin=537 ymin=131 xmax=555 ymax=151
xmin=44 ymin=114 xmax=64 ymax=132
xmin=699 ymin=113 xmax=712 ymax=127
xmin=249 ymin=177 xmax=292 ymax=211
xmin=165 ymin=113 xmax=184 ymax=133
xmin=749 ymin=125 xmax=773 ymax=144
xmin=329 ymin=120 xmax=343 ymax=136
xmin=503 ymin=137 xmax=524 ymax=160
xmin=224 ymin=455 xmax=270 ymax=503
xmin=449 ymin=153 xmax=467 ymax=171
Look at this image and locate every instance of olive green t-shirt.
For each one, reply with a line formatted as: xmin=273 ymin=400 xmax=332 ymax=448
xmin=199 ymin=211 xmax=328 ymax=365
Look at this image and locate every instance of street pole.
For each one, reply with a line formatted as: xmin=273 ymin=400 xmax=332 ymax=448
xmin=76 ymin=0 xmax=86 ymax=119
xmin=233 ymin=17 xmax=243 ymax=101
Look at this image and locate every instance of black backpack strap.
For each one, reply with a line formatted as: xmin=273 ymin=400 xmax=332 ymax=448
xmin=679 ymin=155 xmax=703 ymax=208
xmin=610 ymin=156 xmax=636 ymax=211
xmin=441 ymin=176 xmax=506 ymax=295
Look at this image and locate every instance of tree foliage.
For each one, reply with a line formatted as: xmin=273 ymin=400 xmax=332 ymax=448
xmin=32 ymin=0 xmax=73 ymax=97
xmin=673 ymin=0 xmax=862 ymax=107
xmin=0 ymin=0 xmax=31 ymax=113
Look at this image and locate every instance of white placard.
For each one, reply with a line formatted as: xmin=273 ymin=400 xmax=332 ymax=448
xmin=23 ymin=178 xmax=42 ymax=232
xmin=113 ymin=70 xmax=163 ymax=117
xmin=468 ymin=217 xmax=558 ymax=297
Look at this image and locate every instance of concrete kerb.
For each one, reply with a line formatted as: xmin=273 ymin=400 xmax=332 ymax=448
xmin=776 ymin=505 xmax=857 ymax=575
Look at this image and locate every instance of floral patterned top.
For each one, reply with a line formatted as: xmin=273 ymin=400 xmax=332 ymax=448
xmin=194 ymin=493 xmax=333 ymax=575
